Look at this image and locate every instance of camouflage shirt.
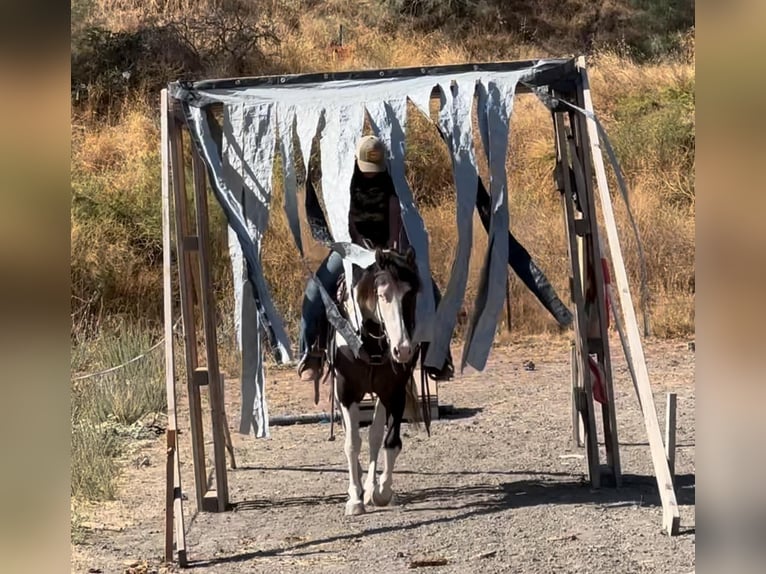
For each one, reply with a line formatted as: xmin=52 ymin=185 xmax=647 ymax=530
xmin=349 ymin=169 xmax=396 ymax=248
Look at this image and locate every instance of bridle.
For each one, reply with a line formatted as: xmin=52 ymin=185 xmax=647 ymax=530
xmin=363 ymin=267 xmax=419 ymax=370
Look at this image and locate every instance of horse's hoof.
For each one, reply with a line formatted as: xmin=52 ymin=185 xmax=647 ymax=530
xmin=363 ymin=487 xmax=375 ymax=506
xmin=372 ymin=487 xmax=394 ymax=507
xmin=345 ymin=500 xmax=366 ymax=516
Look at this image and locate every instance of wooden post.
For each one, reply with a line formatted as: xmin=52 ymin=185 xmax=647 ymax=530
xmin=578 ymin=62 xmax=680 ymax=535
xmin=161 ymin=89 xmax=187 ymax=567
xmin=566 ymin=130 xmax=622 ymax=487
xmin=191 ymin=150 xmax=230 ymax=511
xmin=665 ymin=393 xmax=677 ymax=479
xmin=168 ymin=107 xmax=208 ymax=511
xmin=570 ymin=343 xmax=584 ymax=447
xmin=554 ymin=112 xmax=600 ymax=488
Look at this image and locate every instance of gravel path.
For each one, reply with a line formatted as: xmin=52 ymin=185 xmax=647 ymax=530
xmin=72 ymin=335 xmax=695 ymax=574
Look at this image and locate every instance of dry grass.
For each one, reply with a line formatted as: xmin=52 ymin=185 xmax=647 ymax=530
xmin=70 ymin=0 xmax=694 ymax=344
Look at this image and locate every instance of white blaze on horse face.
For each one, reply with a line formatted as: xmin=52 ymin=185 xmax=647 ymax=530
xmin=376 ymin=272 xmax=413 ymax=363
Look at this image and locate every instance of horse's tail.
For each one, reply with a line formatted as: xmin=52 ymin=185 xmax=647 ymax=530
xmin=403 ymin=373 xmax=422 ymax=429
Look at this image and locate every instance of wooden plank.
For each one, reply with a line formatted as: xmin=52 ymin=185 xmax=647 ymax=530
xmin=161 ymin=89 xmax=187 ymax=566
xmin=182 ymin=236 xmax=200 ymax=251
xmin=570 ymin=344 xmax=584 ymax=447
xmin=554 ymin=113 xmax=600 ymax=488
xmin=567 ymin=128 xmax=622 ymax=486
xmin=665 ymin=393 xmax=677 ymax=479
xmin=169 ymin=114 xmax=208 ymax=511
xmin=193 ymin=367 xmax=209 ymax=387
xmin=201 ymin=491 xmax=219 ymax=513
xmin=578 ymin=62 xmax=680 ymax=535
xmin=191 ymin=149 xmax=230 ymax=512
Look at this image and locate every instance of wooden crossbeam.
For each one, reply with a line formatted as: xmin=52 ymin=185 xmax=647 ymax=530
xmin=577 ymin=60 xmax=680 ymax=535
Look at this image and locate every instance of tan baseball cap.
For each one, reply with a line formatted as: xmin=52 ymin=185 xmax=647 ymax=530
xmin=355 ymin=135 xmax=387 ymax=173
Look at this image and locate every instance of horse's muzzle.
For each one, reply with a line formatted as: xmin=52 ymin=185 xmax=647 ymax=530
xmin=392 ymin=343 xmax=413 ymax=364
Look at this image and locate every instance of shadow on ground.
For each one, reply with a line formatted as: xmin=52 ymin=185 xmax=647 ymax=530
xmin=191 ymin=466 xmax=695 ymax=569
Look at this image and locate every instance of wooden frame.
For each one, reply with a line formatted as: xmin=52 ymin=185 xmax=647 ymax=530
xmin=161 ymin=90 xmax=187 ymax=567
xmin=162 ymin=89 xmax=234 ymax=535
xmin=160 ymin=57 xmax=683 ymax=566
xmin=575 ymin=58 xmax=680 ymax=534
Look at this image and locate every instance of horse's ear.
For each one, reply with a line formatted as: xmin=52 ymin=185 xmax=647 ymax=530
xmin=375 ymin=248 xmax=384 ymax=267
xmin=405 ymin=246 xmax=416 ymax=267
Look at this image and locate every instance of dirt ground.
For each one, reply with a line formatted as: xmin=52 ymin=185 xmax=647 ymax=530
xmin=71 ymin=334 xmax=695 ymax=574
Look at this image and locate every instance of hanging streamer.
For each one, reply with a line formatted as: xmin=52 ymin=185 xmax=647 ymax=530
xmin=365 ymin=97 xmax=436 ymax=340
xmin=425 ymin=79 xmax=479 ymax=370
xmin=461 ymin=79 xmax=516 ymax=371
xmin=275 ymin=105 xmax=304 ymax=256
xmin=222 ymin=102 xmax=278 ymax=437
xmin=184 ymin=104 xmax=293 ymax=364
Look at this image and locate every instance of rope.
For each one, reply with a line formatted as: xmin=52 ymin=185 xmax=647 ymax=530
xmin=71 ymin=317 xmax=182 ymax=381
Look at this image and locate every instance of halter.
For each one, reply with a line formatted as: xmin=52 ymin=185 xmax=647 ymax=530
xmin=364 ymin=267 xmax=419 ymax=369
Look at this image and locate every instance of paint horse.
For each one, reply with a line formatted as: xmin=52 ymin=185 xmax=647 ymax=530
xmin=332 ymin=247 xmax=422 ymax=516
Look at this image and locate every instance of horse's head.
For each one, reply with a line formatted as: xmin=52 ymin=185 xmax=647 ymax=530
xmin=357 ymin=246 xmax=420 ymax=364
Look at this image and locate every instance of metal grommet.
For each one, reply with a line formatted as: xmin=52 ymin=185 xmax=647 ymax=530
xmin=280 ymin=77 xmax=286 ymax=84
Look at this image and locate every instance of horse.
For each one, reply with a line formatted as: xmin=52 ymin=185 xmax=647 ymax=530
xmin=330 ymin=246 xmax=423 ymax=516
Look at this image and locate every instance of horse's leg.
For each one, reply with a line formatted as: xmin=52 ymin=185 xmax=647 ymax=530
xmin=340 ymin=400 xmax=365 ymax=516
xmin=363 ymin=397 xmax=386 ymax=506
xmin=374 ymin=385 xmax=405 ymax=507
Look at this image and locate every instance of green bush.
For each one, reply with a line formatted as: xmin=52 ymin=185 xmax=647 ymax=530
xmin=611 ymin=75 xmax=695 ymax=207
xmin=71 ymin=321 xmax=166 ymax=501
xmin=71 ymin=419 xmax=120 ymax=501
xmin=72 ymin=323 xmax=166 ymax=425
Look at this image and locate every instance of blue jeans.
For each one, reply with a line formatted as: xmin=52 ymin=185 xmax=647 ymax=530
xmin=298 ymin=251 xmax=444 ymax=361
xmin=299 ymin=250 xmax=344 ymax=359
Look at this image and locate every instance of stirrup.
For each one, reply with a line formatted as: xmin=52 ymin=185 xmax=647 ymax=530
xmin=426 ymin=360 xmax=454 ymax=382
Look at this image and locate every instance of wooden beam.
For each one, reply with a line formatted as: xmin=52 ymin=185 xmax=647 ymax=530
xmin=567 ymin=130 xmax=622 ymax=486
xmin=182 ymin=236 xmax=200 ymax=251
xmin=578 ymin=61 xmax=680 ymax=535
xmin=554 ymin=113 xmax=600 ymax=488
xmin=169 ymin=112 xmax=208 ymax=511
xmin=665 ymin=393 xmax=677 ymax=480
xmin=570 ymin=344 xmax=584 ymax=447
xmin=161 ymin=89 xmax=187 ymax=567
xmin=191 ymin=149 xmax=230 ymax=512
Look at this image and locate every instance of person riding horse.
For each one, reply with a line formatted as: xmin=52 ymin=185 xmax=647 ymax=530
xmin=297 ymin=135 xmax=454 ymax=384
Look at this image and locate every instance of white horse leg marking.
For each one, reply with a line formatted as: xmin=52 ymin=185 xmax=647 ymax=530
xmin=364 ymin=397 xmax=386 ymax=506
xmin=375 ymin=441 xmax=400 ymax=506
xmin=341 ymin=401 xmax=365 ymax=515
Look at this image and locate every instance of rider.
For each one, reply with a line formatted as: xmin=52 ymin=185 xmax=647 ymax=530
xmin=297 ymin=135 xmax=454 ymax=384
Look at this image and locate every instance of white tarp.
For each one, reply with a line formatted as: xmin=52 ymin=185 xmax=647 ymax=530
xmin=222 ymin=102 xmax=277 ymax=438
xmin=185 ymin=64 xmax=543 ymax=436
